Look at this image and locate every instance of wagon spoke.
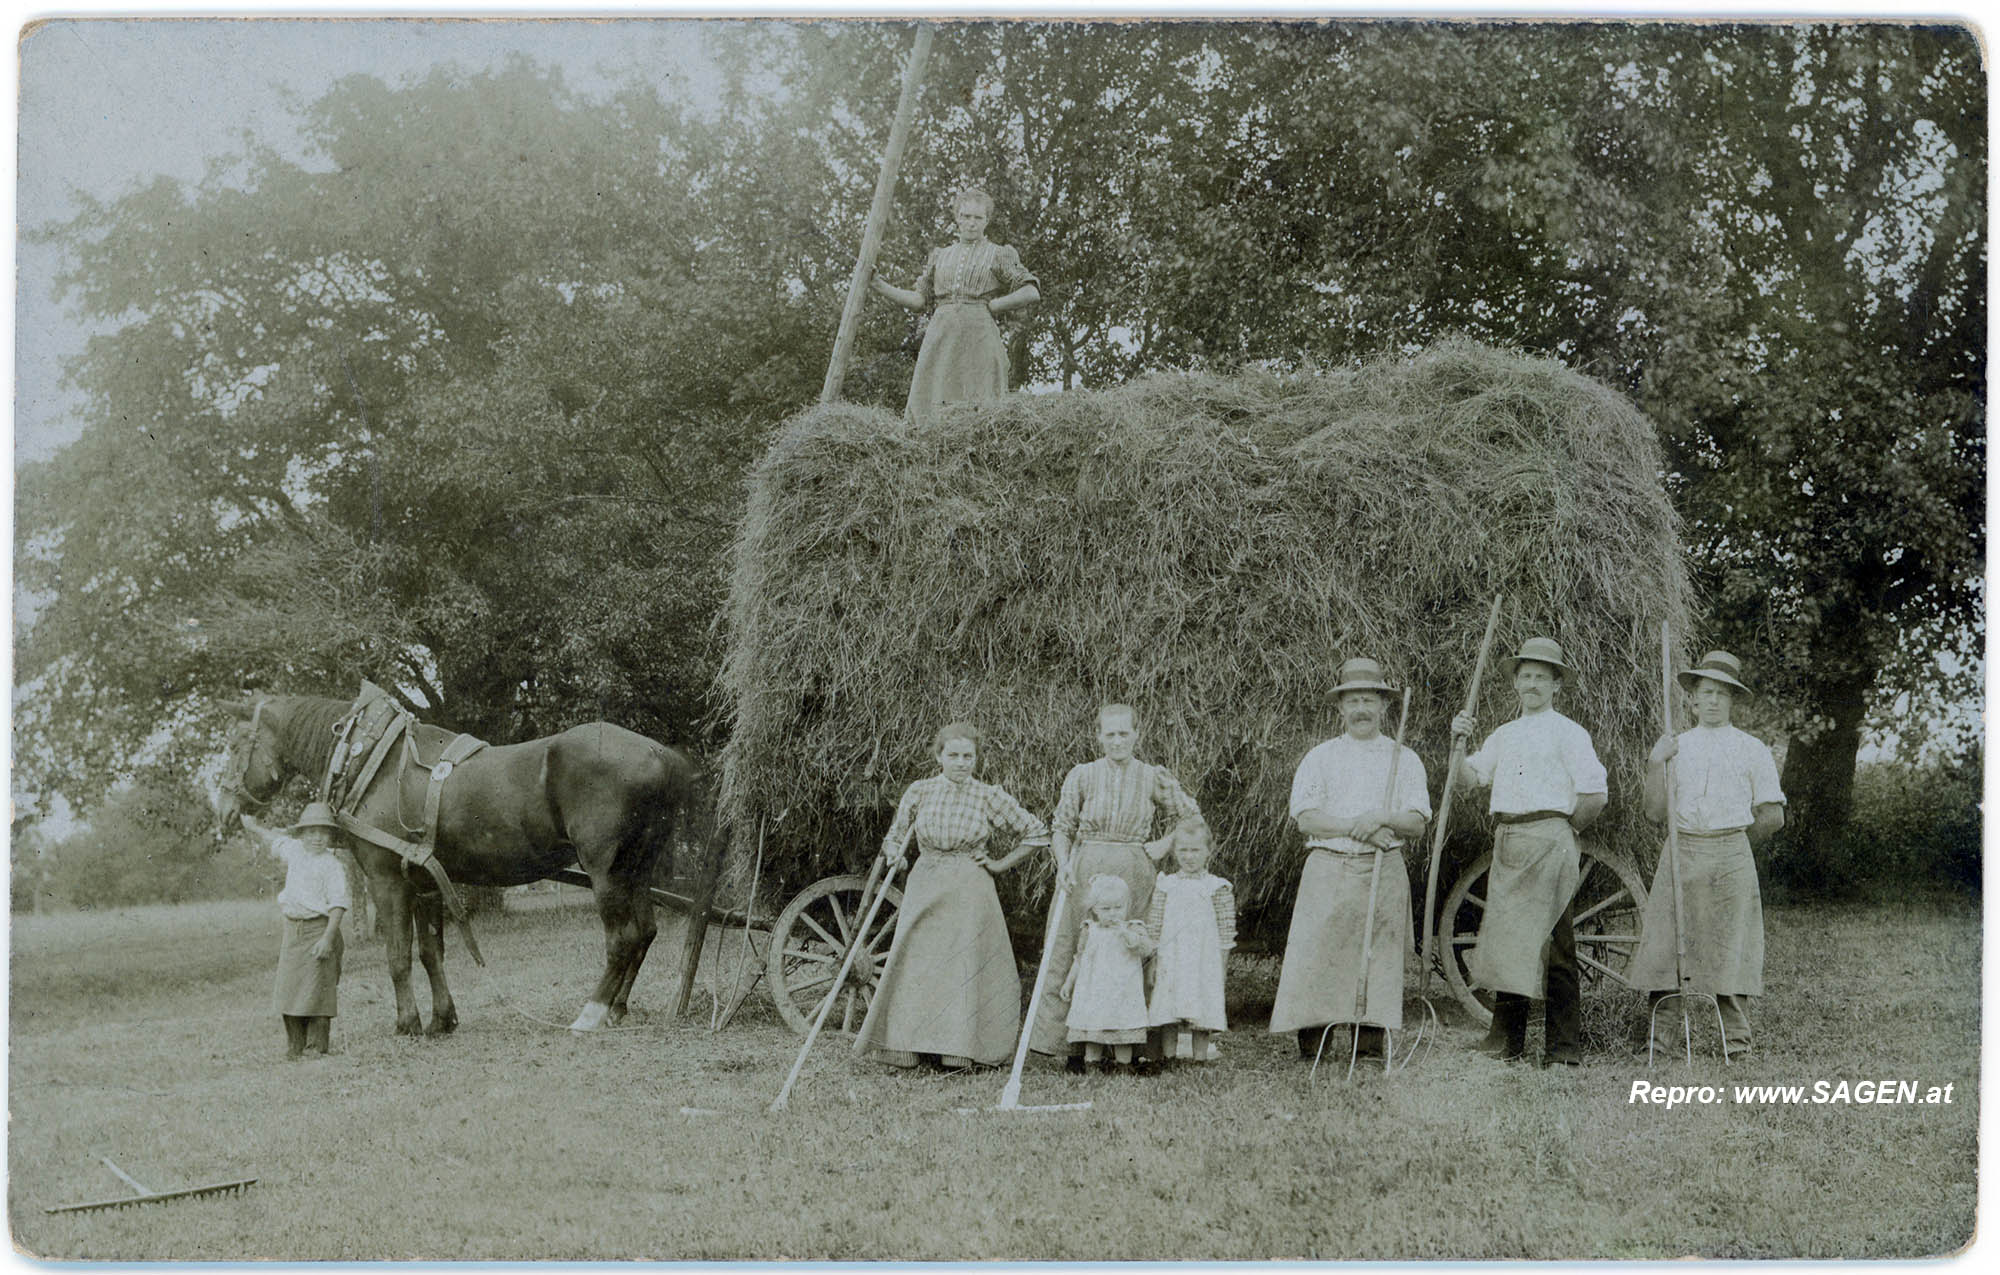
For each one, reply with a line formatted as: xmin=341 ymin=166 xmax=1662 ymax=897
xmin=1577 ymin=950 xmax=1624 ymax=983
xmin=826 ymin=895 xmax=856 ymax=945
xmin=1580 ymin=933 xmax=1639 ymax=945
xmin=782 ymin=946 xmax=838 ymax=966
xmin=1463 ymin=891 xmax=1485 ymax=910
xmin=788 ymin=972 xmax=836 ymax=999
xmin=796 ymin=912 xmax=842 ymax=953
xmin=1450 ymin=935 xmax=1478 ymax=946
xmin=1573 ymin=887 xmax=1632 ymax=926
xmin=1575 ymin=858 xmax=1597 ymax=894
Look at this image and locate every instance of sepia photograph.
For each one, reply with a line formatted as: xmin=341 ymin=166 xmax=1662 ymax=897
xmin=9 ymin=9 xmax=1982 ymax=1261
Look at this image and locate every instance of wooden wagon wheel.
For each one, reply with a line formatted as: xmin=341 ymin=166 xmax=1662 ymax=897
xmin=1439 ymin=839 xmax=1648 ymax=1028
xmin=766 ymin=873 xmax=904 ymax=1036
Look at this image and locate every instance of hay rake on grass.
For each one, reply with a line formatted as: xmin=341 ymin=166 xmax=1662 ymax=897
xmin=45 ymin=1157 xmax=256 ymax=1215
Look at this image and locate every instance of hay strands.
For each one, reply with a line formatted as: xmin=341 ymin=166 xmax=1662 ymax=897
xmin=959 ymin=856 xmax=1092 ymax=1116
xmin=1646 ymin=620 xmax=1729 ymax=1069
xmin=45 ymin=1156 xmax=257 ymax=1214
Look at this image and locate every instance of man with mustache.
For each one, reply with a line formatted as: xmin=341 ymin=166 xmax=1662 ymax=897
xmin=1273 ymin=658 xmax=1432 ymax=1061
xmin=1450 ymin=637 xmax=1608 ymax=1067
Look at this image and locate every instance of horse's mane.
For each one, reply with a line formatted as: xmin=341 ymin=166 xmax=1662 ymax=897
xmin=266 ymin=695 xmax=352 ymax=785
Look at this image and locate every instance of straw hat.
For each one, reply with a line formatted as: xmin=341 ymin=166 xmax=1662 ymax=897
xmin=288 ymin=802 xmax=341 ymax=834
xmin=1330 ymin=657 xmax=1396 ymax=695
xmin=1501 ymin=636 xmax=1572 ymax=679
xmin=1677 ymin=650 xmax=1751 ymax=696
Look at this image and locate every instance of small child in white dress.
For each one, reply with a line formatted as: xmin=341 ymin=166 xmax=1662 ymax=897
xmin=1146 ymin=817 xmax=1236 ymax=1062
xmin=1062 ymin=874 xmax=1156 ymax=1068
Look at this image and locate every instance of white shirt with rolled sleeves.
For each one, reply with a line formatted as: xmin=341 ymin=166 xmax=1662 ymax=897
xmin=1463 ymin=708 xmax=1607 ymax=815
xmin=1672 ymin=724 xmax=1785 ymax=834
xmin=1289 ymin=734 xmax=1432 ymax=850
xmin=273 ymin=836 xmax=353 ymax=921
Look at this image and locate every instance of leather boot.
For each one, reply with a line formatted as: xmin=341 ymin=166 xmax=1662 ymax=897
xmin=1476 ymin=994 xmax=1529 ymax=1060
xmin=305 ymin=1016 xmax=331 ymax=1055
xmin=282 ymin=1015 xmax=307 ymax=1059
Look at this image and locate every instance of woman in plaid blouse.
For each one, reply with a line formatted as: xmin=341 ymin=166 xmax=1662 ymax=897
xmin=853 ymin=721 xmax=1051 ymax=1069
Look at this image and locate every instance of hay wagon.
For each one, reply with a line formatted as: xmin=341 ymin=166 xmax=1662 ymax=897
xmin=552 ymin=864 xmax=901 ymax=1033
xmin=716 ymin=343 xmax=1691 ymax=1037
xmin=638 ymin=834 xmax=1646 ymax=1036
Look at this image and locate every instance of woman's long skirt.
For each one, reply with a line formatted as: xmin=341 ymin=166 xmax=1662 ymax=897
xmin=905 ymin=302 xmax=1010 ymax=424
xmin=1028 ymin=841 xmax=1156 ymax=1055
xmin=273 ymin=914 xmax=342 ymax=1016
xmin=854 ymin=853 xmax=1021 ymax=1066
xmin=1269 ymin=848 xmax=1408 ymax=1033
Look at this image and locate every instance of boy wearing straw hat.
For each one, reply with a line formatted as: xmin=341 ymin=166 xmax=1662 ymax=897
xmin=1450 ymin=637 xmax=1607 ymax=1067
xmin=242 ymin=803 xmax=351 ymax=1059
xmin=1627 ymin=650 xmax=1785 ymax=1059
xmin=1275 ymin=658 xmax=1431 ymax=1061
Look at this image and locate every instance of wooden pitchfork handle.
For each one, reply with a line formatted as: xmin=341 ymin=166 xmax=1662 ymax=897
xmin=1354 ymin=687 xmax=1413 ymax=1025
xmin=1000 ymin=846 xmax=1072 ymax=1109
xmin=1421 ymin=595 xmax=1505 ymax=992
xmin=1660 ymin=621 xmax=1695 ymax=998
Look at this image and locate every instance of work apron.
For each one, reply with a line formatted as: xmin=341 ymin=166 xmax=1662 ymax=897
xmin=273 ymin=914 xmax=342 ymax=1017
xmin=1269 ymin=846 xmax=1408 ymax=1033
xmin=1466 ymin=817 xmax=1580 ymax=998
xmin=1626 ymin=829 xmax=1765 ymax=995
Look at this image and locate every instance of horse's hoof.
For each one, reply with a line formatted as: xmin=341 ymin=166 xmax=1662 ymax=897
xmin=424 ymin=1015 xmax=458 ymax=1037
xmin=568 ymin=1002 xmax=610 ymax=1033
xmin=395 ymin=1019 xmax=422 ymax=1037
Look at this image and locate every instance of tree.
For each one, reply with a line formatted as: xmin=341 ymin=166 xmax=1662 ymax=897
xmin=19 ymin=57 xmax=832 ymax=817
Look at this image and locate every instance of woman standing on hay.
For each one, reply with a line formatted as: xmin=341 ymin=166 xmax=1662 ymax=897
xmin=242 ymin=803 xmax=350 ymax=1059
xmin=869 ymin=187 xmax=1039 ymax=425
xmin=1028 ymin=704 xmax=1203 ymax=1067
xmin=854 ymin=721 xmax=1050 ymax=1070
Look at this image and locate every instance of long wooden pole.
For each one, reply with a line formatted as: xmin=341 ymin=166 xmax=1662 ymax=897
xmin=1353 ymin=686 xmax=1414 ymax=1027
xmin=1420 ymin=595 xmax=1505 ymax=992
xmin=820 ymin=24 xmax=934 ymax=405
xmin=770 ymin=858 xmax=903 ymax=1112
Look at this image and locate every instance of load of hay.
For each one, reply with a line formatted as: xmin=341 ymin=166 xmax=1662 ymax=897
xmin=719 ymin=339 xmax=1692 ymax=942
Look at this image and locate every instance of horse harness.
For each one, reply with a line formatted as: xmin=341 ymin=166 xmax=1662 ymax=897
xmin=321 ymin=685 xmax=489 ymax=965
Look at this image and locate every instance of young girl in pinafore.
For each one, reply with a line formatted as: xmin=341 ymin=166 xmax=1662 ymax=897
xmin=1061 ymin=874 xmax=1155 ymax=1068
xmin=1146 ymin=817 xmax=1235 ymax=1062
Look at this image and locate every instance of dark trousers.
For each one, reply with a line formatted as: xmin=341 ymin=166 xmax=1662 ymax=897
xmin=1490 ymin=901 xmax=1580 ymax=1059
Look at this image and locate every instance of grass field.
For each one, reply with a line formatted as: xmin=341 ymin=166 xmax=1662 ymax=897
xmin=8 ymin=890 xmax=1978 ymax=1260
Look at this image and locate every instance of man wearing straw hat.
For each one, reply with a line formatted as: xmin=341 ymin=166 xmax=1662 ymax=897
xmin=1450 ymin=637 xmax=1607 ymax=1067
xmin=1627 ymin=650 xmax=1785 ymax=1059
xmin=1273 ymin=657 xmax=1431 ymax=1061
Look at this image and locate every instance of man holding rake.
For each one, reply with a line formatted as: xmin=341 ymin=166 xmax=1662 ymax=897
xmin=1451 ymin=637 xmax=1607 ymax=1068
xmin=1626 ymin=650 xmax=1785 ymax=1060
xmin=1274 ymin=658 xmax=1431 ymax=1062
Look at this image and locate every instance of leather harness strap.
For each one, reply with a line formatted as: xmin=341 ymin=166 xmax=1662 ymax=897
xmin=315 ymin=691 xmax=492 ymax=969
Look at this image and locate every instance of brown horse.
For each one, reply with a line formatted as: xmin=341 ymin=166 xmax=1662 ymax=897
xmin=216 ymin=694 xmax=696 ymax=1035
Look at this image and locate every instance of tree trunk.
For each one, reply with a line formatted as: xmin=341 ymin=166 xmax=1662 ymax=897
xmin=1775 ymin=671 xmax=1871 ymax=891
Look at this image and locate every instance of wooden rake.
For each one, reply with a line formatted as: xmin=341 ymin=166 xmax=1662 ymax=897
xmin=769 ymin=854 xmax=904 ymax=1112
xmin=1646 ymin=620 xmax=1729 ymax=1068
xmin=45 ymin=1156 xmax=256 ymax=1215
xmin=960 ymin=853 xmax=1092 ymax=1115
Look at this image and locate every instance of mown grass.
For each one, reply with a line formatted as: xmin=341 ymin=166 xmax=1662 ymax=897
xmin=9 ymin=893 xmax=1977 ymax=1259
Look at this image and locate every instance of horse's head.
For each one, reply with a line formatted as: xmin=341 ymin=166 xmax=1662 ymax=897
xmin=214 ymin=696 xmax=284 ymax=841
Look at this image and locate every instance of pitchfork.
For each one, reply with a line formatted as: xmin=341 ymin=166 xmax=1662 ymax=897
xmin=1646 ymin=620 xmax=1729 ymax=1068
xmin=44 ymin=1157 xmax=256 ymax=1214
